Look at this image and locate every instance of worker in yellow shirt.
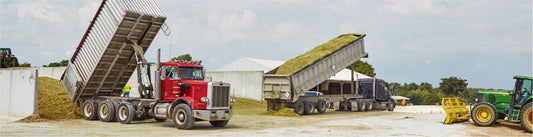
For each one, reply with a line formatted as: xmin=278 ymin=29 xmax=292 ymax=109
xmin=123 ymin=84 xmax=131 ymax=97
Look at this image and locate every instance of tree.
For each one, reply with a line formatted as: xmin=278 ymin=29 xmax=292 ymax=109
xmin=389 ymin=82 xmax=402 ymax=95
xmin=20 ymin=62 xmax=31 ymax=67
xmin=439 ymin=77 xmax=468 ymax=96
xmin=346 ymin=60 xmax=375 ymax=77
xmin=43 ymin=60 xmax=68 ymax=67
xmin=170 ymin=54 xmax=192 ymax=62
xmin=419 ymin=82 xmax=433 ymax=92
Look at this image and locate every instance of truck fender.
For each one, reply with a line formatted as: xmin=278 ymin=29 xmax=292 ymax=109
xmin=169 ymin=99 xmax=191 ymax=117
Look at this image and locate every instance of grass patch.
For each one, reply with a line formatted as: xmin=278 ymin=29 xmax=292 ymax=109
xmin=276 ymin=33 xmax=363 ymax=75
xmin=36 ymin=77 xmax=82 ymax=119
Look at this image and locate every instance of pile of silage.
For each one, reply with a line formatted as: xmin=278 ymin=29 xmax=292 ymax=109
xmin=275 ymin=33 xmax=362 ymax=75
xmin=37 ymin=77 xmax=83 ymax=119
xmin=261 ymin=108 xmax=301 ymax=117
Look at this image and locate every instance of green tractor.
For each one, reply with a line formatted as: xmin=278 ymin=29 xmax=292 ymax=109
xmin=0 ymin=48 xmax=20 ymax=68
xmin=471 ymin=75 xmax=532 ymax=132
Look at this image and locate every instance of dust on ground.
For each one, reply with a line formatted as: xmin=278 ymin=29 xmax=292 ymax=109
xmin=2 ymin=106 xmax=532 ymax=136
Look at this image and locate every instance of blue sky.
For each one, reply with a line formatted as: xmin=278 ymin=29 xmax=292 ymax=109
xmin=1 ymin=0 xmax=531 ymax=89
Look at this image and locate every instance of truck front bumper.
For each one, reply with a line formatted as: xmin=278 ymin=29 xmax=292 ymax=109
xmin=193 ymin=109 xmax=232 ymax=121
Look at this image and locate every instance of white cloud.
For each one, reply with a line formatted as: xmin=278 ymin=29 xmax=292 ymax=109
xmin=277 ymin=0 xmax=305 ymax=6
xmin=382 ymin=0 xmax=447 ymax=15
xmin=40 ymin=51 xmax=52 ymax=56
xmin=424 ymin=59 xmax=432 ymax=64
xmin=208 ymin=9 xmax=256 ymax=30
xmin=77 ymin=1 xmax=99 ymax=29
xmin=273 ymin=21 xmax=305 ymax=34
xmin=326 ymin=0 xmax=360 ymax=11
xmin=14 ymin=0 xmax=64 ymax=23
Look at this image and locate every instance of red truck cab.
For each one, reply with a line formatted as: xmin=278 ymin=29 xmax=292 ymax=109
xmin=154 ymin=61 xmax=232 ymax=129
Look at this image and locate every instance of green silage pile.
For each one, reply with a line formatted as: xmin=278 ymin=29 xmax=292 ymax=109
xmin=276 ymin=33 xmax=362 ymax=75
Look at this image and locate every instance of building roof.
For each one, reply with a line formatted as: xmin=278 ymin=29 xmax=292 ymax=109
xmin=217 ymin=57 xmax=284 ymax=72
xmin=218 ymin=57 xmax=372 ymax=81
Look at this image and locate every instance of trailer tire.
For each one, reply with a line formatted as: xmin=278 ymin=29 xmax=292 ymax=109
xmin=303 ymin=101 xmax=315 ymax=115
xmin=471 ymin=102 xmax=498 ymax=126
xmin=210 ymin=120 xmax=229 ymax=127
xmin=387 ymin=100 xmax=395 ymax=111
xmin=293 ymin=101 xmax=305 ymax=115
xmin=316 ymin=100 xmax=327 ymax=113
xmin=98 ymin=101 xmax=115 ymax=122
xmin=117 ymin=102 xmax=135 ymax=124
xmin=520 ymin=102 xmax=532 ymax=132
xmin=365 ymin=100 xmax=372 ymax=111
xmin=172 ymin=104 xmax=194 ymax=129
xmin=360 ymin=100 xmax=366 ymax=111
xmin=82 ymin=100 xmax=99 ymax=120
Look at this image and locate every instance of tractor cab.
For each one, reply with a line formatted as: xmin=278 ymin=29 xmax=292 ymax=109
xmin=0 ymin=48 xmax=19 ymax=68
xmin=508 ymin=76 xmax=532 ymax=122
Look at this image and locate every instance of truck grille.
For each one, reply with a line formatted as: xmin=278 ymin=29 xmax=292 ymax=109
xmin=211 ymin=86 xmax=230 ymax=108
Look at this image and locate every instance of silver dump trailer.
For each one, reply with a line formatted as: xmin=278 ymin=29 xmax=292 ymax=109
xmin=62 ymin=0 xmax=166 ymax=106
xmin=263 ymin=34 xmax=395 ymax=115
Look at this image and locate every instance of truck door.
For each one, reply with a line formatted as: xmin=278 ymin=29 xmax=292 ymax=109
xmin=162 ymin=66 xmax=181 ymax=101
xmin=375 ymin=82 xmax=389 ymax=101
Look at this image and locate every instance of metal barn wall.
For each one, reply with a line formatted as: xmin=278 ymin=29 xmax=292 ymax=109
xmin=206 ymin=71 xmax=264 ymax=101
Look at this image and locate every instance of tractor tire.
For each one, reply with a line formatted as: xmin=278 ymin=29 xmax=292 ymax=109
xmin=316 ymin=99 xmax=327 ymax=113
xmin=520 ymin=102 xmax=532 ymax=132
xmin=303 ymin=101 xmax=315 ymax=115
xmin=11 ymin=57 xmax=19 ymax=67
xmin=471 ymin=102 xmax=498 ymax=126
xmin=154 ymin=117 xmax=167 ymax=122
xmin=117 ymin=102 xmax=135 ymax=124
xmin=360 ymin=100 xmax=367 ymax=111
xmin=0 ymin=56 xmax=4 ymax=68
xmin=81 ymin=100 xmax=99 ymax=120
xmin=172 ymin=104 xmax=194 ymax=129
xmin=98 ymin=101 xmax=115 ymax=122
xmin=387 ymin=100 xmax=395 ymax=111
xmin=292 ymin=101 xmax=305 ymax=115
xmin=210 ymin=120 xmax=229 ymax=127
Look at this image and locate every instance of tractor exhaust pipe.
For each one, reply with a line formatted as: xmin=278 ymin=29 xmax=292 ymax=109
xmin=154 ymin=48 xmax=161 ymax=100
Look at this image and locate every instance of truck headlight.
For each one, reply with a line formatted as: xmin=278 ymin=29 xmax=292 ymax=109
xmin=230 ymin=98 xmax=235 ymax=103
xmin=201 ymin=97 xmax=209 ymax=103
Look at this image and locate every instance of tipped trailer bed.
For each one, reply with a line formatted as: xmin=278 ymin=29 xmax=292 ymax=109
xmin=61 ymin=0 xmax=166 ymax=106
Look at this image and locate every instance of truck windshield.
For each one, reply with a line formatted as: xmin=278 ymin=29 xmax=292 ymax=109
xmin=179 ymin=67 xmax=203 ymax=80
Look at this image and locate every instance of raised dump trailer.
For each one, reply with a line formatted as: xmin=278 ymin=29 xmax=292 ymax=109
xmin=62 ymin=0 xmax=233 ymax=130
xmin=263 ymin=34 xmax=395 ymax=115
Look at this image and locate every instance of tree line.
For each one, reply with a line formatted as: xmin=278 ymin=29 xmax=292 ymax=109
xmin=390 ymin=77 xmax=480 ymax=105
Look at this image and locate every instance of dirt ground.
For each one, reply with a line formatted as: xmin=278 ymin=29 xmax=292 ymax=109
xmin=1 ymin=106 xmax=531 ymax=136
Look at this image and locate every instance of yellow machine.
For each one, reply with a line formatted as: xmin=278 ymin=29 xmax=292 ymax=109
xmin=442 ymin=98 xmax=470 ymax=124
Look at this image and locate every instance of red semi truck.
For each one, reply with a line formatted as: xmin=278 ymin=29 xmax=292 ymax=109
xmin=61 ymin=0 xmax=232 ymax=129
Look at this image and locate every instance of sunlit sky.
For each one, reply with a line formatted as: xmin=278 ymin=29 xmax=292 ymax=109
xmin=1 ymin=0 xmax=531 ymax=89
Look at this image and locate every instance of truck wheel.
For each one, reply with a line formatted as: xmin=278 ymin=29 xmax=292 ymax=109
xmin=366 ymin=100 xmax=372 ymax=111
xmin=360 ymin=100 xmax=366 ymax=111
xmin=387 ymin=100 xmax=395 ymax=111
xmin=292 ymin=101 xmax=305 ymax=115
xmin=82 ymin=100 xmax=98 ymax=120
xmin=172 ymin=104 xmax=194 ymax=129
xmin=210 ymin=120 xmax=229 ymax=127
xmin=520 ymin=102 xmax=532 ymax=132
xmin=117 ymin=102 xmax=135 ymax=124
xmin=303 ymin=101 xmax=315 ymax=115
xmin=98 ymin=101 xmax=115 ymax=122
xmin=471 ymin=102 xmax=498 ymax=126
xmin=316 ymin=100 xmax=327 ymax=113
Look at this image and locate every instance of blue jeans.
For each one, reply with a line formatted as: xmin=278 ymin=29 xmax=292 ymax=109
xmin=123 ymin=92 xmax=130 ymax=97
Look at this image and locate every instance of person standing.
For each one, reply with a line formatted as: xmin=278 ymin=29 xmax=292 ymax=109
xmin=123 ymin=84 xmax=130 ymax=97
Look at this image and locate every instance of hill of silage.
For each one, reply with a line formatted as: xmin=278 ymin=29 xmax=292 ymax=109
xmin=275 ymin=33 xmax=362 ymax=75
